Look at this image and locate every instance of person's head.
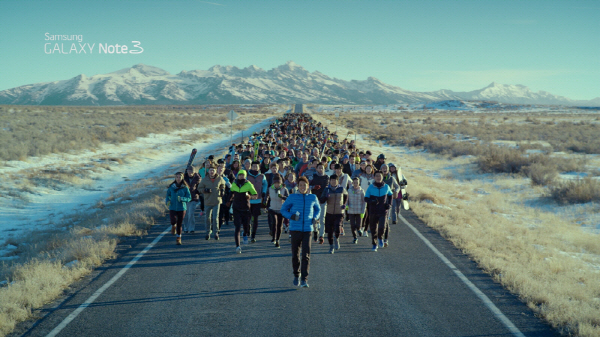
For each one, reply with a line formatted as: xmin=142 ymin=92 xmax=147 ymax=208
xmin=360 ymin=161 xmax=367 ymax=170
xmin=237 ymin=170 xmax=247 ymax=180
xmin=278 ymin=159 xmax=286 ymax=170
xmin=365 ymin=150 xmax=372 ymax=159
xmin=334 ymin=163 xmax=343 ymax=175
xmin=329 ymin=174 xmax=338 ymax=187
xmin=175 ymin=171 xmax=184 ymax=184
xmin=272 ymin=175 xmax=282 ymax=188
xmin=263 ymin=156 xmax=271 ymax=164
xmin=321 ymin=156 xmax=328 ymax=165
xmin=232 ymin=160 xmax=240 ymax=169
xmin=316 ymin=163 xmax=325 ymax=175
xmin=342 ymin=155 xmax=349 ymax=164
xmin=208 ymin=166 xmax=217 ymax=177
xmin=217 ymin=164 xmax=225 ymax=175
xmin=301 ymin=152 xmax=309 ymax=162
xmin=298 ymin=176 xmax=310 ymax=194
xmin=186 ymin=165 xmax=195 ymax=176
xmin=310 ymin=159 xmax=319 ymax=169
xmin=389 ymin=164 xmax=397 ymax=173
xmin=374 ymin=170 xmax=383 ymax=183
xmin=365 ymin=164 xmax=373 ymax=175
xmin=287 ymin=171 xmax=296 ymax=183
xmin=280 ymin=151 xmax=287 ymax=159
xmin=270 ymin=162 xmax=279 ymax=172
xmin=329 ymin=161 xmax=337 ymax=171
xmin=381 ymin=164 xmax=389 ymax=175
xmin=251 ymin=161 xmax=260 ymax=171
xmin=233 ymin=153 xmax=240 ymax=161
xmin=352 ymin=177 xmax=360 ymax=189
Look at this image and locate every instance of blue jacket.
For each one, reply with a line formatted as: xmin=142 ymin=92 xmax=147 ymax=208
xmin=281 ymin=193 xmax=321 ymax=232
xmin=364 ymin=182 xmax=393 ymax=216
xmin=166 ymin=183 xmax=192 ymax=211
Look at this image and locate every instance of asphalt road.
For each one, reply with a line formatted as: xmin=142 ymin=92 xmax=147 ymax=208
xmin=12 ymin=206 xmax=558 ymax=337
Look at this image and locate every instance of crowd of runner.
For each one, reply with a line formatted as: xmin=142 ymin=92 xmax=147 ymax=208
xmin=165 ymin=110 xmax=408 ymax=287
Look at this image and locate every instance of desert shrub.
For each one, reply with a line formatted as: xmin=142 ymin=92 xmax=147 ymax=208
xmin=527 ymin=163 xmax=558 ymax=186
xmin=548 ymin=177 xmax=600 ymax=204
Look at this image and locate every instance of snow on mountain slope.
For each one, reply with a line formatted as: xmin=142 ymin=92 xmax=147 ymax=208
xmin=0 ymin=62 xmax=597 ymax=106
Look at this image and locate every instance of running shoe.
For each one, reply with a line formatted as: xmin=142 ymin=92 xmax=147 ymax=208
xmin=190 ymin=231 xmax=195 ymax=234
xmin=251 ymin=237 xmax=257 ymax=243
xmin=392 ymin=221 xmax=397 ymax=225
xmin=236 ymin=246 xmax=242 ymax=254
xmin=275 ymin=241 xmax=280 ymax=248
xmin=353 ymin=238 xmax=358 ymax=244
xmin=318 ymin=236 xmax=324 ymax=244
xmin=300 ymin=280 xmax=309 ymax=288
xmin=384 ymin=240 xmax=389 ymax=248
xmin=243 ymin=236 xmax=249 ymax=245
xmin=372 ymin=245 xmax=378 ymax=252
xmin=334 ymin=237 xmax=340 ymax=250
xmin=329 ymin=245 xmax=335 ymax=254
xmin=176 ymin=237 xmax=182 ymax=245
xmin=293 ymin=277 xmax=300 ymax=286
xmin=205 ymin=234 xmax=210 ymax=240
xmin=378 ymin=239 xmax=384 ymax=248
xmin=358 ymin=230 xmax=363 ymax=237
xmin=364 ymin=231 xmax=369 ymax=238
xmin=215 ymin=233 xmax=219 ymax=240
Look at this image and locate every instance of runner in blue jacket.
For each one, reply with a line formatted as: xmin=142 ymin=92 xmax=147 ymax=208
xmin=281 ymin=176 xmax=321 ymax=288
xmin=364 ymin=171 xmax=393 ymax=252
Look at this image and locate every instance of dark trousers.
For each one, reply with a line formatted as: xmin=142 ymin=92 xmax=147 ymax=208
xmin=362 ymin=207 xmax=370 ymax=231
xmin=169 ymin=210 xmax=186 ymax=235
xmin=290 ymin=231 xmax=311 ymax=281
xmin=233 ymin=209 xmax=251 ymax=247
xmin=369 ymin=214 xmax=388 ymax=246
xmin=269 ymin=210 xmax=284 ymax=241
xmin=325 ymin=213 xmax=343 ymax=245
xmin=218 ymin=203 xmax=229 ymax=227
xmin=349 ymin=214 xmax=362 ymax=238
xmin=250 ymin=203 xmax=262 ymax=238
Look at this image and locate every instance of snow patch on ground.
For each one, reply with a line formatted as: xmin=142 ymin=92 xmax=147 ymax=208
xmin=0 ymin=116 xmax=277 ymax=256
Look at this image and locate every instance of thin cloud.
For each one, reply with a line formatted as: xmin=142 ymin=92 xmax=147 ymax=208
xmin=197 ymin=1 xmax=226 ymax=6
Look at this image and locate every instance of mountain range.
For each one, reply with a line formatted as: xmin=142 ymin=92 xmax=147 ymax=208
xmin=0 ymin=61 xmax=598 ymax=106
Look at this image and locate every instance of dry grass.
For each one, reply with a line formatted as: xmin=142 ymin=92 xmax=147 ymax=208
xmin=0 ymin=175 xmax=168 ymax=336
xmin=548 ymin=177 xmax=600 ymax=205
xmin=314 ymin=110 xmax=600 ymax=336
xmin=0 ymin=104 xmax=276 ymax=162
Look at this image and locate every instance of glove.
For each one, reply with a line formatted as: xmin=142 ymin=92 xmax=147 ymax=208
xmin=277 ymin=193 xmax=284 ymax=199
xmin=360 ymin=213 xmax=365 ymax=219
xmin=291 ymin=214 xmax=300 ymax=221
xmin=205 ymin=188 xmax=212 ymax=193
xmin=345 ymin=205 xmax=349 ymax=211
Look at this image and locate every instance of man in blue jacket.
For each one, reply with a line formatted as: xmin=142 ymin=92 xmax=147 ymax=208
xmin=281 ymin=176 xmax=321 ymax=288
xmin=364 ymin=171 xmax=393 ymax=252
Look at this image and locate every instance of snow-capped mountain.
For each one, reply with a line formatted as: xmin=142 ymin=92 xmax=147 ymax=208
xmin=0 ymin=62 xmax=597 ymax=106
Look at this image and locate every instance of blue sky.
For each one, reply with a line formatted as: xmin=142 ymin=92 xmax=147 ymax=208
xmin=1 ymin=0 xmax=598 ymax=100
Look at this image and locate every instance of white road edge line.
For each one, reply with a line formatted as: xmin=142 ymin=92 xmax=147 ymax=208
xmin=46 ymin=227 xmax=171 ymax=337
xmin=399 ymin=214 xmax=526 ymax=337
